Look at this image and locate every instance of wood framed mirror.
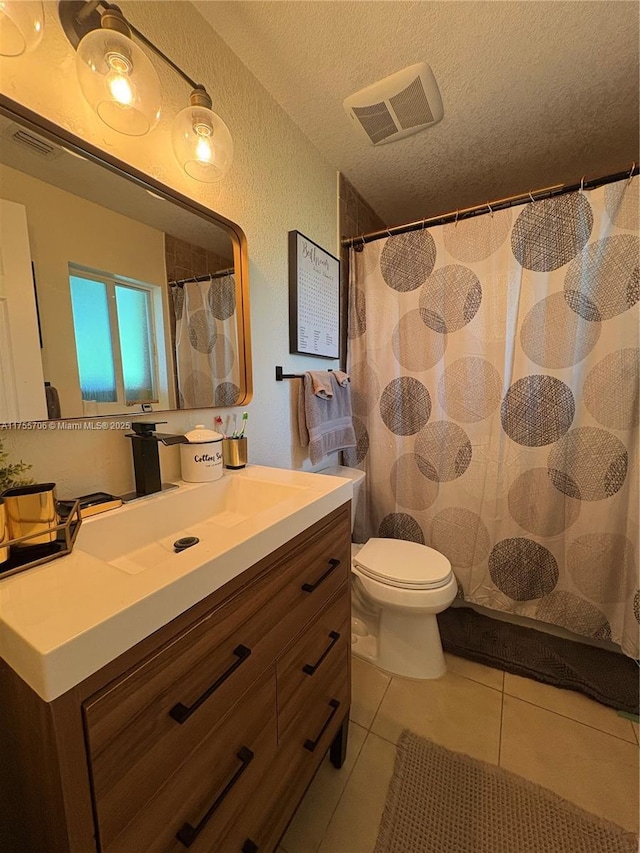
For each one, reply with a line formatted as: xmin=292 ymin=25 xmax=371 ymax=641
xmin=0 ymin=95 xmax=252 ymax=423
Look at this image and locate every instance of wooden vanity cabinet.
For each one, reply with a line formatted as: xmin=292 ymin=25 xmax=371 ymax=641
xmin=0 ymin=502 xmax=352 ymax=853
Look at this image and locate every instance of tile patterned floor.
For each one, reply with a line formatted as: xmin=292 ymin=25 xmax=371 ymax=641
xmin=279 ymin=652 xmax=640 ymax=853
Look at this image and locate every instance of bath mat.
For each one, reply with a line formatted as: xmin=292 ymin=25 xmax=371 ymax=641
xmin=374 ymin=731 xmax=638 ymax=853
xmin=438 ymin=607 xmax=639 ymax=715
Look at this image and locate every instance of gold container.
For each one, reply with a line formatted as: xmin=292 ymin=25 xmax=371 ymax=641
xmin=2 ymin=483 xmax=58 ymax=546
xmin=0 ymin=500 xmax=8 ymax=564
xmin=222 ymin=438 xmax=247 ymax=469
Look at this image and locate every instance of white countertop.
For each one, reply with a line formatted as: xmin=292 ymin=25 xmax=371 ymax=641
xmin=0 ymin=465 xmax=352 ymax=702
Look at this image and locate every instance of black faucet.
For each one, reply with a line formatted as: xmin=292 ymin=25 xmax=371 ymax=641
xmin=125 ymin=421 xmax=188 ymax=498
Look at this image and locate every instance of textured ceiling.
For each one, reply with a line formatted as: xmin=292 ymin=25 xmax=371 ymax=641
xmin=194 ymin=0 xmax=639 ymax=229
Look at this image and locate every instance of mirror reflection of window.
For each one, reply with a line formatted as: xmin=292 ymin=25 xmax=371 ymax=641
xmin=115 ymin=286 xmax=155 ymax=405
xmin=69 ymin=266 xmax=163 ymax=414
xmin=0 ymin=109 xmax=250 ymax=418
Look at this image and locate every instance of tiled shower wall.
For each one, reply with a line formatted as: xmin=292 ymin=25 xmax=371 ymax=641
xmin=338 ymin=174 xmax=385 ymax=364
xmin=164 ymin=234 xmax=232 ymax=284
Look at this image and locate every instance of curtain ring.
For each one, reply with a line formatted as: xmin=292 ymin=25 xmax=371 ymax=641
xmin=628 ymin=162 xmax=636 ymax=185
xmin=386 ymin=227 xmax=393 ymax=239
xmin=580 ymin=175 xmax=585 ymax=193
xmin=487 ymin=202 xmax=493 ymax=217
xmin=352 ymin=234 xmax=365 ymax=253
xmin=528 ymin=191 xmax=535 ymax=203
xmin=454 ymin=209 xmax=459 ymax=227
xmin=422 ymin=217 xmax=426 ymax=230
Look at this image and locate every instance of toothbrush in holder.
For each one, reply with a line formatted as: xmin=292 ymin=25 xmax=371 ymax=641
xmin=238 ymin=412 xmax=248 ymax=438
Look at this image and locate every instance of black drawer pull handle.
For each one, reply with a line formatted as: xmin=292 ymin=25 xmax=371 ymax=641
xmin=303 ymin=631 xmax=341 ymax=676
xmin=304 ymin=699 xmax=341 ymax=752
xmin=169 ymin=645 xmax=252 ymax=724
xmin=242 ymin=841 xmax=258 ymax=853
xmin=176 ymin=746 xmax=254 ymax=847
xmin=301 ymin=558 xmax=341 ymax=593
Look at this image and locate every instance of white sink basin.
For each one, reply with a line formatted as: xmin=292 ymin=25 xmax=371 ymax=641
xmin=76 ymin=472 xmax=308 ymax=570
xmin=0 ymin=465 xmax=352 ymax=701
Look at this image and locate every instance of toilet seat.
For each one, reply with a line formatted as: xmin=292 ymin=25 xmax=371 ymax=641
xmin=353 ymin=538 xmax=452 ymax=590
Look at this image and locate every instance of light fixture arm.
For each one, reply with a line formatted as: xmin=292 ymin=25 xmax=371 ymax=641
xmin=76 ymin=1 xmax=100 ymax=23
xmin=59 ymin=0 xmax=209 ymax=98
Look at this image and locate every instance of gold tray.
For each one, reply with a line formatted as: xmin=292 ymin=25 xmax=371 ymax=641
xmin=0 ymin=501 xmax=82 ymax=579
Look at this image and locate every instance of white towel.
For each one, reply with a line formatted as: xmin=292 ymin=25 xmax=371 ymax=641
xmin=333 ymin=370 xmax=350 ymax=387
xmin=308 ymin=370 xmax=335 ymax=398
xmin=307 ymin=370 xmax=350 ymax=398
xmin=298 ymin=373 xmax=357 ymax=464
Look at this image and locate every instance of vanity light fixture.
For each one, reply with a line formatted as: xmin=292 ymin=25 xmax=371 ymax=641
xmin=172 ymin=85 xmax=233 ymax=183
xmin=0 ymin=0 xmax=44 ymax=56
xmin=58 ymin=1 xmax=233 ymax=179
xmin=74 ymin=4 xmax=161 ymax=136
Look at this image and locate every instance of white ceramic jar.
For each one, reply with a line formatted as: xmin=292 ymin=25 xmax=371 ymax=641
xmin=180 ymin=425 xmax=224 ymax=482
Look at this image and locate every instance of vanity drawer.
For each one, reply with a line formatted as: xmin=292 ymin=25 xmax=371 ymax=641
xmin=280 ymin=627 xmax=350 ymax=751
xmin=222 ymin=669 xmax=350 ymax=853
xmin=83 ymin=505 xmax=350 ymax=848
xmin=102 ymin=666 xmax=277 ymax=853
xmin=219 ymin=693 xmax=349 ymax=853
xmin=277 ymin=584 xmax=351 ymax=739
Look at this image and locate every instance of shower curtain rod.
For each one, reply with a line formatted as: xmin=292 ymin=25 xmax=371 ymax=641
xmin=342 ymin=164 xmax=639 ymax=249
xmin=169 ymin=268 xmax=234 ymax=287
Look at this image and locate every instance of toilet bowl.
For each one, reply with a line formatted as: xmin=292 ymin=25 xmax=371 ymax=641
xmin=319 ymin=465 xmax=457 ymax=679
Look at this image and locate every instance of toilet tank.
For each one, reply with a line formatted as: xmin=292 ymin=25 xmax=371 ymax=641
xmin=319 ymin=465 xmax=366 ymax=532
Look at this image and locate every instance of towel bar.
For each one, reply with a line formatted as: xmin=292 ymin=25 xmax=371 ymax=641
xmin=275 ymin=366 xmax=334 ymax=381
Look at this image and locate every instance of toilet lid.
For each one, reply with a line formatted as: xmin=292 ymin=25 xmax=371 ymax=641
xmin=353 ymin=538 xmax=452 ymax=589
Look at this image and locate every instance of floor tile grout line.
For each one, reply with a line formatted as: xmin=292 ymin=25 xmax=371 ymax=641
xmin=443 ymin=656 xmax=505 ymax=694
xmin=367 ymin=675 xmax=393 ymax=731
xmin=315 ymin=722 xmax=369 ymax=853
xmin=285 ymin=727 xmax=369 ymax=853
xmin=314 ymin=729 xmax=381 ymax=853
xmin=497 ymin=689 xmax=505 ymax=766
xmin=366 ymin=727 xmax=399 ymax=747
xmin=448 ymin=671 xmax=504 ymax=694
xmin=503 ymin=693 xmax=640 ymax=745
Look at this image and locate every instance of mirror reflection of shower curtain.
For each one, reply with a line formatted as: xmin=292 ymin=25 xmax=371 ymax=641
xmin=172 ymin=275 xmax=241 ymax=408
xmin=346 ymin=176 xmax=639 ymax=658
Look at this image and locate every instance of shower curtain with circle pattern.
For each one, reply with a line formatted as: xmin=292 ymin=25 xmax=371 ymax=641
xmin=172 ymin=274 xmax=241 ymax=408
xmin=345 ymin=177 xmax=639 ymax=658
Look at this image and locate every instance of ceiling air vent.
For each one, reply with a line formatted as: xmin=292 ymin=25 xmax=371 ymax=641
xmin=1 ymin=123 xmax=62 ymax=160
xmin=343 ymin=63 xmax=444 ymax=146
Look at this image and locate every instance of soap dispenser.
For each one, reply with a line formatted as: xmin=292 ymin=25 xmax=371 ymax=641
xmin=180 ymin=425 xmax=224 ymax=482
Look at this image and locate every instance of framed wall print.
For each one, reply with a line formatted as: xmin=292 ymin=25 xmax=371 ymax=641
xmin=288 ymin=230 xmax=340 ymax=359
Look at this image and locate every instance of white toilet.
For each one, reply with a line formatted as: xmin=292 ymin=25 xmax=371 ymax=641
xmin=321 ymin=465 xmax=457 ymax=679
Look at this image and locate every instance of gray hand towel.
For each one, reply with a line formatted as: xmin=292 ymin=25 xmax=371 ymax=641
xmin=298 ymin=373 xmax=357 ymax=464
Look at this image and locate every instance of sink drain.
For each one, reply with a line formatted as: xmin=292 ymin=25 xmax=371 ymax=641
xmin=174 ymin=536 xmax=199 ymax=553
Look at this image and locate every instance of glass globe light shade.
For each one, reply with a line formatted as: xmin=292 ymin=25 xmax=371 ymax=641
xmin=0 ymin=0 xmax=44 ymax=56
xmin=76 ymin=27 xmax=161 ymax=136
xmin=172 ymin=102 xmax=233 ymax=183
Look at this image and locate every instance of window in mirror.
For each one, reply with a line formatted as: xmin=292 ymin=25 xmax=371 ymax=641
xmin=69 ymin=266 xmax=165 ymax=412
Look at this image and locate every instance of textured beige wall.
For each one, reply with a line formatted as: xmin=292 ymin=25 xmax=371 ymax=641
xmin=0 ymin=1 xmax=338 ymax=496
